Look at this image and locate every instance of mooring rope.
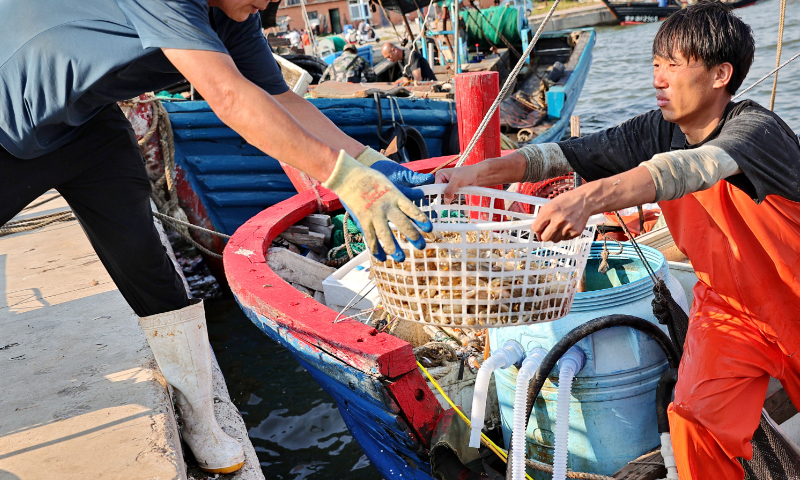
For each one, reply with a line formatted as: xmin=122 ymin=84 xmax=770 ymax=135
xmin=22 ymin=193 xmax=63 ymax=212
xmin=734 ymin=49 xmax=800 ymax=101
xmin=152 ymin=211 xmax=230 ymax=240
xmin=0 ymin=211 xmax=76 ymax=237
xmin=769 ymin=0 xmax=787 ymax=111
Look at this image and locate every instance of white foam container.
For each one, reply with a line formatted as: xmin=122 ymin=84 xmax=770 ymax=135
xmin=322 ymin=250 xmax=381 ymax=319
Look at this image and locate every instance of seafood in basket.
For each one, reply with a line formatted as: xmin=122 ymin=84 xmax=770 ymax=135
xmin=369 ymin=185 xmax=597 ymax=328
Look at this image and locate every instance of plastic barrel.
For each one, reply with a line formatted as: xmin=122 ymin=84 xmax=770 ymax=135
xmin=489 ymin=243 xmax=686 ymax=477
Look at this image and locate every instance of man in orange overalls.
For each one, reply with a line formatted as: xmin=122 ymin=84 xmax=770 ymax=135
xmin=437 ymin=2 xmax=800 ymax=477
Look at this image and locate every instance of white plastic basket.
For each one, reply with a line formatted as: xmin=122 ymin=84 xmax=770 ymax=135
xmin=369 ymin=184 xmax=597 ymax=328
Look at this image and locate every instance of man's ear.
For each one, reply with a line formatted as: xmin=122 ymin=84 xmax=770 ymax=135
xmin=713 ymin=62 xmax=734 ymax=90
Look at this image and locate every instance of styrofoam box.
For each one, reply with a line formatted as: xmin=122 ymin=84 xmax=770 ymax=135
xmin=322 ymin=250 xmax=381 ymax=318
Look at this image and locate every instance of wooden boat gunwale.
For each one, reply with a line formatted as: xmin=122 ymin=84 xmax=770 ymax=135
xmin=223 ymin=155 xmax=454 ymax=449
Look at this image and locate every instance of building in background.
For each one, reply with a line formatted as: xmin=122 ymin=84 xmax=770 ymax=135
xmin=274 ymin=0 xmax=497 ymax=37
xmin=278 ymin=0 xmax=381 ymax=35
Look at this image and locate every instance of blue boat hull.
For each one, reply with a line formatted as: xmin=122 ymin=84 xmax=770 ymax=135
xmin=163 ymin=97 xmax=456 ymax=235
xmin=235 ymin=298 xmax=436 ymax=479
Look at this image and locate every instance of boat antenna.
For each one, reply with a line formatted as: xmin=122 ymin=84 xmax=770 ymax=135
xmin=453 ymin=0 xmax=563 ymax=168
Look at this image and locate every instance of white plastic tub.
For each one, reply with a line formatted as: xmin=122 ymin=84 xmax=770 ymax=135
xmin=274 ymin=55 xmax=313 ymax=95
xmin=321 ymin=251 xmax=381 ymax=319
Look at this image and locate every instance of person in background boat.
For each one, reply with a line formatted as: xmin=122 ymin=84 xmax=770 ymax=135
xmin=320 ymin=44 xmax=377 ymax=83
xmin=0 ymin=0 xmax=433 ymax=474
xmin=381 ymin=42 xmax=437 ymax=83
xmin=287 ymin=28 xmax=302 ymax=49
xmin=436 ymin=3 xmax=800 ymax=479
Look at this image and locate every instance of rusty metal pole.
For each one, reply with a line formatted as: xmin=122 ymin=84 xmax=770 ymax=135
xmin=455 ymin=71 xmax=503 ymax=220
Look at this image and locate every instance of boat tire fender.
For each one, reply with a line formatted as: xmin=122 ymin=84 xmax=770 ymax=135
xmin=399 ymin=126 xmax=429 ymax=163
xmin=442 ymin=124 xmax=461 ymax=156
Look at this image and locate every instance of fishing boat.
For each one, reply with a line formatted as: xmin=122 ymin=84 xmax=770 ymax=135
xmin=221 ymin=157 xmax=800 ymax=479
xmin=600 ymin=0 xmax=758 ymax=25
xmin=157 ymin=27 xmax=595 ymax=244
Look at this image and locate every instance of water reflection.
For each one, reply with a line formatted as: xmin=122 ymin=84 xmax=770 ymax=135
xmin=248 ymin=403 xmax=350 ymax=451
xmin=204 ymin=297 xmax=380 ymax=479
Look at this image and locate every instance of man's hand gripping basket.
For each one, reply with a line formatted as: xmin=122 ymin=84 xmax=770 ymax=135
xmin=369 ymin=185 xmax=596 ymax=328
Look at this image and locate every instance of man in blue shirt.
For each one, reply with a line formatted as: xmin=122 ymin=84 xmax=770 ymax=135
xmin=0 ymin=0 xmax=433 ymax=473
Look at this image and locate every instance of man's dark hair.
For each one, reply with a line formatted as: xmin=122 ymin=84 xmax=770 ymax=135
xmin=652 ymin=0 xmax=755 ymax=94
xmin=344 ymin=44 xmax=358 ymax=54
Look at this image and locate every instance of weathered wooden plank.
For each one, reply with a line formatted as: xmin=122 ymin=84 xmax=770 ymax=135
xmin=278 ymin=230 xmax=325 ymax=247
xmin=612 ymin=448 xmax=665 ymax=480
xmin=267 ymin=247 xmax=335 ymax=291
xmin=384 ymin=368 xmax=445 ymax=447
xmin=300 ymin=214 xmax=332 ymax=226
xmin=765 ymin=385 xmax=798 ymax=425
xmin=286 ymin=225 xmax=309 ymax=234
xmin=296 ymin=220 xmax=333 ymax=244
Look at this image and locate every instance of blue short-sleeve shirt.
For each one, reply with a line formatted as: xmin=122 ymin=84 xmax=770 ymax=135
xmin=0 ymin=0 xmax=289 ymax=159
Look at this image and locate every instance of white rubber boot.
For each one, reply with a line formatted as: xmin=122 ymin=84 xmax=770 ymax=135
xmin=140 ymin=299 xmax=245 ymax=474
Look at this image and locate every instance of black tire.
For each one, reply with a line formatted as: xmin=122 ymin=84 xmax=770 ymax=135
xmin=401 ymin=126 xmax=429 ymax=162
xmin=442 ymin=124 xmax=461 ymax=156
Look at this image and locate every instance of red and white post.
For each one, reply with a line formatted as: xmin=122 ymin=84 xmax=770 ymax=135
xmin=454 ymin=71 xmax=503 ymax=220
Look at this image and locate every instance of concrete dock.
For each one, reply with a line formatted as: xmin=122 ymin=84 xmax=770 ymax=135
xmin=0 ymin=193 xmax=261 ymax=480
xmin=528 ymin=3 xmax=617 ymax=32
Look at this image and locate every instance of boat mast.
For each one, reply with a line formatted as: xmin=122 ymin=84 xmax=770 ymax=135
xmin=298 ymin=0 xmax=319 ymax=57
xmin=453 ymin=0 xmax=461 ymax=73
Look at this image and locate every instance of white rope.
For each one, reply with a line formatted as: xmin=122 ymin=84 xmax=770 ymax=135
xmin=454 ymin=0 xmax=563 ymax=167
xmin=734 ymin=49 xmax=800 ymax=101
xmin=410 ymin=2 xmax=436 ymax=48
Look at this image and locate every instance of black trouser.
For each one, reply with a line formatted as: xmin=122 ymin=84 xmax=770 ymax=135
xmin=0 ymin=105 xmax=191 ymax=317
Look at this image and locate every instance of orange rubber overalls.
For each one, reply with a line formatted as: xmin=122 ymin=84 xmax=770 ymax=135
xmin=660 ymin=180 xmax=800 ymax=479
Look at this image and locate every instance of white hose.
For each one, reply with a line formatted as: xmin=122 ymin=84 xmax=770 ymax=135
xmin=660 ymin=433 xmax=679 ymax=480
xmin=511 ymin=348 xmax=548 ymax=480
xmin=552 ymin=347 xmax=586 ymax=480
xmin=469 ymin=340 xmax=525 ymax=448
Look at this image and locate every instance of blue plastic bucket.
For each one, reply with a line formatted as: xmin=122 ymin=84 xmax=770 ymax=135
xmin=489 ymin=242 xmax=680 ymax=476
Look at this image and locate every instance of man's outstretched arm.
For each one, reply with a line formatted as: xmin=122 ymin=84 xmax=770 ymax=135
xmin=531 ymin=146 xmax=741 ymax=242
xmin=162 ymin=48 xmax=339 ymax=181
xmin=271 ymin=90 xmax=366 ymax=159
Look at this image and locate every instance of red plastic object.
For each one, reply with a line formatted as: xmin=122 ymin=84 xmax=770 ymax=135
xmin=517 ymin=173 xmax=579 ymax=213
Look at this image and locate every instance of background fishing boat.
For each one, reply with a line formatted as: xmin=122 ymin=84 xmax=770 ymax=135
xmin=600 ymin=0 xmax=759 ymax=25
xmin=157 ymin=27 xmax=595 ymax=247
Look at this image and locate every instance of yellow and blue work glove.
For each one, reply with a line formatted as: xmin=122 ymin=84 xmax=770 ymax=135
xmin=355 ymin=147 xmax=436 ymax=189
xmin=323 ymin=150 xmax=432 ymax=262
